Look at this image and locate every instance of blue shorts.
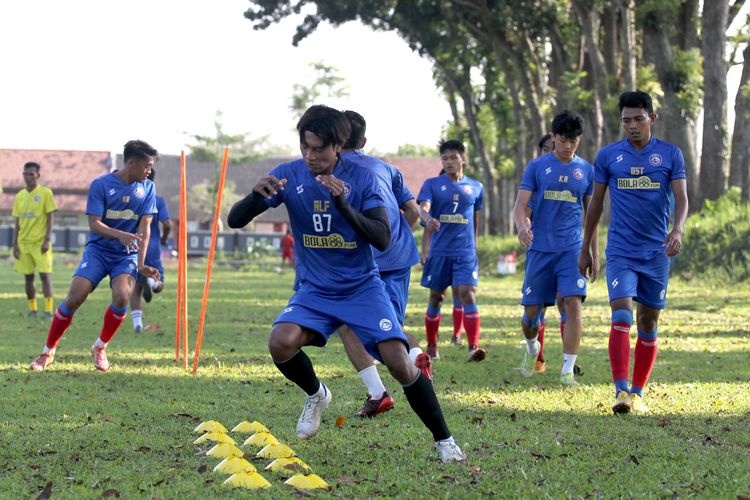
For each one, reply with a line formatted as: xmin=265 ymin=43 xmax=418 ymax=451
xmin=420 ymin=254 xmax=479 ymax=290
xmin=380 ymin=266 xmax=411 ymax=325
xmin=606 ymin=251 xmax=670 ymax=309
xmin=274 ymin=276 xmax=408 ymax=362
xmin=521 ymin=249 xmax=587 ymax=306
xmin=74 ymin=247 xmax=138 ymax=290
xmin=140 ymin=244 xmax=164 ymax=281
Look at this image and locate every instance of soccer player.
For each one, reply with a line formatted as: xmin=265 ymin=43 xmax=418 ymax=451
xmin=513 ymin=111 xmax=594 ymax=386
xmin=280 ymin=230 xmax=295 ymax=267
xmin=227 ymin=105 xmax=465 ymax=462
xmin=29 ymin=140 xmax=160 ymax=372
xmin=579 ymin=91 xmax=688 ymax=414
xmin=12 ymin=162 xmax=57 ymax=319
xmin=130 ymin=167 xmax=171 ymax=333
xmin=418 ymin=140 xmax=485 ymax=362
xmin=335 ymin=110 xmax=431 ymax=418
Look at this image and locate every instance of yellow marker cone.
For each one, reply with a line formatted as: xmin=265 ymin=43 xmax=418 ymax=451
xmin=213 ymin=457 xmax=257 ymax=474
xmin=193 ymin=420 xmax=228 ymax=433
xmin=265 ymin=457 xmax=311 ymax=476
xmin=242 ymin=432 xmax=279 ymax=448
xmin=256 ymin=442 xmax=296 ymax=459
xmin=223 ymin=471 xmax=272 ymax=489
xmin=193 ymin=432 xmax=236 ymax=445
xmin=285 ymin=473 xmax=329 ymax=489
xmin=206 ymin=443 xmax=244 ymax=458
xmin=231 ymin=421 xmax=270 ymax=433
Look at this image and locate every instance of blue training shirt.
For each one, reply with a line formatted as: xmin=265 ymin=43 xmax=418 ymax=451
xmin=595 ymin=136 xmax=686 ymax=257
xmin=265 ymin=158 xmax=386 ymax=291
xmin=341 ymin=151 xmax=419 ymax=272
xmin=147 ymin=195 xmax=170 ymax=254
xmin=520 ymin=153 xmax=594 ymax=252
xmin=417 ymin=174 xmax=483 ymax=257
xmin=85 ymin=172 xmax=157 ymax=255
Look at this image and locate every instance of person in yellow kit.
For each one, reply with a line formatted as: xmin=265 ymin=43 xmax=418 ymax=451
xmin=12 ymin=162 xmax=57 ymax=318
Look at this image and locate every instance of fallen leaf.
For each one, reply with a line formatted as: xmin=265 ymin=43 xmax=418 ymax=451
xmin=657 ymin=417 xmax=672 ymax=427
xmin=36 ymin=481 xmax=53 ymax=500
xmin=510 ymin=413 xmax=517 ymax=422
xmin=136 ymin=446 xmax=151 ymax=453
xmin=101 ymin=489 xmax=120 ymax=497
xmin=335 ymin=415 xmax=346 ymax=427
xmin=471 ymin=415 xmax=484 ymax=424
xmin=625 ymin=454 xmax=640 ymax=465
xmin=168 ymin=413 xmax=192 ymax=418
xmin=282 ymin=462 xmax=307 ymax=473
xmin=197 ymin=464 xmax=208 ymax=474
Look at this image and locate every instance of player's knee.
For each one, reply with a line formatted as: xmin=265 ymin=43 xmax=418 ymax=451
xmin=522 ymin=306 xmax=543 ymax=328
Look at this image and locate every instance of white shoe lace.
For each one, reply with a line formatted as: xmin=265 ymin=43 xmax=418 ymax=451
xmin=299 ymin=394 xmax=319 ymax=423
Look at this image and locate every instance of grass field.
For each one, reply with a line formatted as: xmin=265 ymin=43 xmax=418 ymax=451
xmin=0 ymin=257 xmax=748 ymax=498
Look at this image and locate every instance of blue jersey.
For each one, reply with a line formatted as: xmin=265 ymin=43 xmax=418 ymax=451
xmin=147 ymin=195 xmax=170 ymax=253
xmin=595 ymin=136 xmax=686 ymax=257
xmin=520 ymin=153 xmax=594 ymax=252
xmin=85 ymin=172 xmax=157 ymax=255
xmin=417 ymin=175 xmax=483 ymax=257
xmin=265 ymin=158 xmax=386 ymax=291
xmin=341 ymin=151 xmax=419 ymax=272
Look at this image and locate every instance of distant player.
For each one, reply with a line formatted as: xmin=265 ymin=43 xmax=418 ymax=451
xmin=12 ymin=162 xmax=57 ymax=319
xmin=29 ymin=140 xmax=160 ymax=372
xmin=228 ymin=105 xmax=465 ymax=462
xmin=130 ymin=167 xmax=171 ymax=333
xmin=419 ymin=140 xmax=485 ymax=362
xmin=513 ymin=110 xmax=594 ymax=386
xmin=280 ymin=230 xmax=295 ymax=267
xmin=579 ymin=91 xmax=688 ymax=414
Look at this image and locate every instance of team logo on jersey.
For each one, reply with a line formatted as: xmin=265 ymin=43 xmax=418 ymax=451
xmin=296 ymin=184 xmax=304 ymax=194
xmin=122 ymin=196 xmax=130 ymax=203
xmin=303 ymin=233 xmax=357 ymax=249
xmin=577 ymin=278 xmax=585 ymax=288
xmin=545 ymin=167 xmax=552 ymax=175
xmin=426 ymin=275 xmax=432 ymax=283
xmin=649 ymin=154 xmax=663 ymax=166
xmin=472 ymin=271 xmax=478 ymax=280
xmin=611 ymin=278 xmax=619 ymax=288
xmin=108 ymin=188 xmax=116 ymax=196
xmin=463 ymin=186 xmax=473 ymax=195
xmin=440 ymin=185 xmax=447 ymax=191
xmin=616 ymin=154 xmax=624 ymax=163
xmin=135 ymin=186 xmax=145 ymax=199
xmin=659 ymin=289 xmax=666 ymax=300
xmin=573 ymin=168 xmax=584 ymax=180
xmin=379 ymin=319 xmax=393 ymax=331
xmin=543 ymin=190 xmax=577 ymax=203
xmin=282 ymin=307 xmax=294 ymax=314
xmin=129 ymin=262 xmax=137 ymax=271
xmin=525 ymin=286 xmax=531 ymax=295
xmin=617 ymin=176 xmax=660 ymax=190
xmin=81 ymin=261 xmax=88 ymax=268
xmin=342 ymin=182 xmax=352 ymax=199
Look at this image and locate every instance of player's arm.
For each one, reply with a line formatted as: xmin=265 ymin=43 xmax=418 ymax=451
xmin=332 ymin=198 xmax=391 ymax=251
xmin=12 ymin=218 xmax=20 ymax=259
xmin=512 ymin=189 xmax=534 ymax=247
xmin=160 ymin=219 xmax=172 ymax=246
xmin=42 ymin=211 xmax=53 ymax=253
xmin=418 ymin=200 xmax=440 ymax=232
xmin=228 ymin=176 xmax=286 ymax=228
xmin=137 ymin=215 xmax=159 ymax=279
xmin=665 ymin=178 xmax=688 ymax=257
xmin=582 ymin=194 xmax=599 ymax=277
xmin=400 ymin=198 xmax=419 ymax=227
xmin=473 ymin=210 xmax=480 ymax=253
xmin=579 ymin=182 xmax=607 ymax=281
xmin=88 ymin=215 xmax=143 ymax=253
xmin=421 ymin=225 xmax=433 ymax=265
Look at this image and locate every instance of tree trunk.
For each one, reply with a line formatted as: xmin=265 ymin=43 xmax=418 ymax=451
xmin=698 ymin=0 xmax=730 ymax=204
xmin=730 ymin=42 xmax=750 ymax=195
xmin=618 ymin=0 xmax=636 ymax=92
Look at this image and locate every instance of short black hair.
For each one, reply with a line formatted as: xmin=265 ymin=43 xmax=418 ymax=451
xmin=296 ymin=105 xmax=351 ymax=148
xmin=438 ymin=139 xmax=465 ymax=155
xmin=123 ymin=140 xmax=158 ymax=163
xmin=538 ymin=133 xmax=553 ymax=151
xmin=23 ymin=162 xmax=41 ymax=173
xmin=618 ymin=90 xmax=654 ymax=114
xmin=343 ymin=110 xmax=366 ymax=150
xmin=551 ymin=110 xmax=584 ymax=139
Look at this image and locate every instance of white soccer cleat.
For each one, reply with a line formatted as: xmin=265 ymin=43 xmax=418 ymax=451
xmin=519 ymin=340 xmax=540 ymax=378
xmin=435 ymin=439 xmax=467 ymax=463
xmin=295 ymin=384 xmax=332 ymax=439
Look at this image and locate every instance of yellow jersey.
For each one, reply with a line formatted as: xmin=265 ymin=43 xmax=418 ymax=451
xmin=12 ymin=185 xmax=57 ymax=243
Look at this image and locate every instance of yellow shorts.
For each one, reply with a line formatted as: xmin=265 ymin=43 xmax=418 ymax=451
xmin=15 ymin=242 xmax=53 ymax=275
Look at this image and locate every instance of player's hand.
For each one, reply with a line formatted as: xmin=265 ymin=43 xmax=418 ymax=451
xmin=578 ymin=249 xmax=597 ymax=282
xmin=664 ymin=229 xmax=683 ymax=257
xmin=517 ymin=217 xmax=533 ymax=247
xmin=315 ymin=175 xmax=345 ymax=196
xmin=119 ymin=232 xmax=143 ymax=254
xmin=41 ymin=239 xmax=50 ymax=253
xmin=139 ymin=264 xmax=160 ymax=281
xmin=420 ymin=253 xmax=428 ymax=266
xmin=253 ymin=176 xmax=287 ymax=198
xmin=425 ymin=217 xmax=440 ymax=232
xmin=590 ymin=251 xmax=600 ymax=282
xmin=12 ymin=244 xmax=20 ymax=260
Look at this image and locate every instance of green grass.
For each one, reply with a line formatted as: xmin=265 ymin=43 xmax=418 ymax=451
xmin=0 ymin=258 xmax=748 ymax=498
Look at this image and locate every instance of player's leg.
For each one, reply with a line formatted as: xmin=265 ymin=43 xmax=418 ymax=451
xmin=130 ymin=281 xmax=144 ymax=333
xmin=560 ymin=296 xmax=583 ymax=386
xmin=519 ymin=250 xmax=555 ymax=376
xmin=377 ymin=339 xmax=466 ymax=462
xmin=520 ymin=304 xmax=543 ymax=377
xmin=30 ymin=276 xmax=94 ymax=371
xmin=453 ymin=254 xmax=483 ymax=361
xmin=38 ymin=244 xmax=54 ymax=319
xmin=425 ymin=288 xmax=446 ymax=359
xmin=535 ymin=307 xmax=547 ymax=372
xmin=450 ymin=286 xmax=463 ymax=345
xmin=91 ymin=272 xmax=135 ymax=372
xmin=24 ymin=274 xmax=37 ymax=318
xmin=338 ymin=325 xmax=393 ymax=418
xmin=606 ymin=255 xmax=638 ymax=413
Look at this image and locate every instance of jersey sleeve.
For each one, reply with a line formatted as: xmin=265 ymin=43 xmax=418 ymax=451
xmin=390 ymin=166 xmax=414 ymax=207
xmin=474 ymin=182 xmax=484 ymax=211
xmin=142 ymin=183 xmax=157 ymax=216
xmin=594 ymin=149 xmax=610 ymax=184
xmin=157 ymin=197 xmax=170 ymax=221
xmin=359 ymin=169 xmax=386 ymax=212
xmin=43 ymin=188 xmax=57 ymax=213
xmin=519 ymin=161 xmax=537 ymax=192
xmin=86 ymin=179 xmax=106 ymax=217
xmin=416 ymin=178 xmax=433 ymax=204
xmin=11 ymin=194 xmax=21 ymax=217
xmin=670 ymin=146 xmax=687 ymax=180
xmin=585 ymin=162 xmax=595 ymax=196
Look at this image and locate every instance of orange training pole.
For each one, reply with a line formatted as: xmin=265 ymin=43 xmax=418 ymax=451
xmin=192 ymin=147 xmax=229 ymax=374
xmin=175 ymin=151 xmax=186 ymax=363
xmin=180 ymin=151 xmax=189 ymax=369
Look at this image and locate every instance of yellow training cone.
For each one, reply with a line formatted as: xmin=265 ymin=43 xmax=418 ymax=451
xmin=285 ymin=473 xmax=329 ymax=490
xmin=213 ymin=457 xmax=257 ymax=474
xmin=193 ymin=420 xmax=228 ymax=433
xmin=256 ymin=442 xmax=296 ymax=459
xmin=231 ymin=421 xmax=270 ymax=433
xmin=223 ymin=471 xmax=272 ymax=489
xmin=206 ymin=443 xmax=244 ymax=458
xmin=265 ymin=457 xmax=311 ymax=475
xmin=194 ymin=432 xmax=236 ymax=445
xmin=242 ymin=432 xmax=279 ymax=448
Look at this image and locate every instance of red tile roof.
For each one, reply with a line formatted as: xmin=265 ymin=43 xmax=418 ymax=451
xmin=0 ymin=149 xmax=112 ymax=212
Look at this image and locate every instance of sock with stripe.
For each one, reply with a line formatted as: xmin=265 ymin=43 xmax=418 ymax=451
xmin=609 ymin=309 xmax=633 ymax=396
xmin=463 ymin=303 xmax=481 ymax=348
xmin=452 ymin=300 xmax=464 ymax=339
xmin=537 ymin=310 xmax=546 ymax=362
xmin=98 ymin=304 xmax=128 ymax=344
xmin=132 ymin=309 xmax=143 ymax=329
xmin=45 ymin=303 xmax=75 ymax=351
xmin=631 ymin=329 xmax=658 ymax=396
xmin=425 ymin=306 xmax=441 ymax=345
